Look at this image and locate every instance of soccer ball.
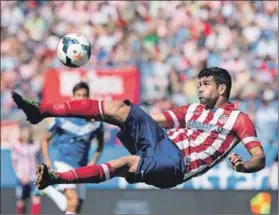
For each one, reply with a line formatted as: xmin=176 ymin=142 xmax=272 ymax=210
xmin=57 ymin=33 xmax=91 ymax=68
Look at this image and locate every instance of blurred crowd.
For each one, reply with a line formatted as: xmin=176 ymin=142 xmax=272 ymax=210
xmin=1 ymin=1 xmax=278 ymax=145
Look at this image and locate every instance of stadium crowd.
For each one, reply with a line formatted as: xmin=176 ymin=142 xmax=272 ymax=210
xmin=1 ymin=1 xmax=278 ymax=146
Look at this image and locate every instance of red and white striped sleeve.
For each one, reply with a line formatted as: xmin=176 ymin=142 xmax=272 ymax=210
xmin=162 ymin=105 xmax=189 ymax=129
xmin=234 ymin=113 xmax=262 ymax=150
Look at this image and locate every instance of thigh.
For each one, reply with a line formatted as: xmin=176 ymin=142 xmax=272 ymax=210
xmin=64 ymin=188 xmax=78 ymax=199
xmin=134 ymin=139 xmax=185 ymax=189
xmin=64 ymin=188 xmax=79 ymax=205
xmin=117 ymin=100 xmax=167 ymax=155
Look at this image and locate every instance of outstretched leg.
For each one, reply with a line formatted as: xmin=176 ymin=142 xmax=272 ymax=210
xmin=35 ymin=155 xmax=140 ymax=190
xmin=11 ymin=91 xmax=130 ymax=126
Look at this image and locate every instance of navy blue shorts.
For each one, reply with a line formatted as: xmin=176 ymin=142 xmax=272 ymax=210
xmin=117 ymin=101 xmax=185 ymax=189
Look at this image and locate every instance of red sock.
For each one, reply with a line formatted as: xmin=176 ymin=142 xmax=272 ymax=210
xmin=31 ymin=203 xmax=41 ymax=214
xmin=16 ymin=204 xmax=25 ymax=214
xmin=55 ymin=163 xmax=115 ymax=184
xmin=39 ymin=99 xmax=105 ymax=119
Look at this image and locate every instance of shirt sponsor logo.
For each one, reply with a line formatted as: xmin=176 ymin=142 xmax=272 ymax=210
xmin=187 ymin=121 xmax=226 ymax=134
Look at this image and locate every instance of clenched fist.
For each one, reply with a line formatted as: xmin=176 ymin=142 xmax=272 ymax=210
xmin=228 ymin=153 xmax=246 ymax=172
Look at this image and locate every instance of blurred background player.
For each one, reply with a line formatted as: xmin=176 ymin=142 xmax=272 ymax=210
xmin=40 ymin=82 xmax=104 ymax=214
xmin=11 ymin=125 xmax=41 ymax=214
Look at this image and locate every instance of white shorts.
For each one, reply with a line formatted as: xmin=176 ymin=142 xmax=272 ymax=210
xmin=54 ymin=161 xmax=86 ymax=200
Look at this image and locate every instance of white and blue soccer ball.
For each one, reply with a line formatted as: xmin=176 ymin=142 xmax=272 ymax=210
xmin=57 ymin=33 xmax=91 ymax=68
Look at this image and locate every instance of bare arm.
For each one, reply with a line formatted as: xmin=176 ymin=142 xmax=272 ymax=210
xmin=88 ymin=130 xmax=104 ymax=165
xmin=242 ymin=146 xmax=265 ymax=172
xmin=228 ymin=146 xmax=265 ymax=173
xmin=41 ymin=131 xmax=53 ymax=168
xmin=230 ymin=113 xmax=265 ymax=173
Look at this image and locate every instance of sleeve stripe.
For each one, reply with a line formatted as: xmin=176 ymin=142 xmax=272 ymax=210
xmin=168 ymin=111 xmax=180 ymax=128
xmin=101 ymin=164 xmax=110 ymax=180
xmin=245 ymin=141 xmax=261 ymax=150
xmin=98 ymin=100 xmax=104 ymax=120
xmin=242 ymin=136 xmax=258 ymax=145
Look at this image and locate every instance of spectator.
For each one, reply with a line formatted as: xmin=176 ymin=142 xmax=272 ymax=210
xmin=1 ymin=1 xmax=278 ymax=148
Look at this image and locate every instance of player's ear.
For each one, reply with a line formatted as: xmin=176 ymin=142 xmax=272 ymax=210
xmin=218 ymin=84 xmax=227 ymax=96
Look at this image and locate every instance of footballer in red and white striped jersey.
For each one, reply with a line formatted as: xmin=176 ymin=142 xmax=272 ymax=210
xmin=163 ymin=102 xmax=261 ymax=181
xmin=14 ymin=67 xmax=265 ymax=190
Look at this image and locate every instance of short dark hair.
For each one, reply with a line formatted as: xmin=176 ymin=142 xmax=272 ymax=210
xmin=198 ymin=67 xmax=232 ymax=99
xmin=72 ymin=82 xmax=90 ymax=97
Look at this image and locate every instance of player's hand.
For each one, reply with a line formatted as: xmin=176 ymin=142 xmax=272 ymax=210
xmin=44 ymin=159 xmax=52 ymax=169
xmin=228 ymin=153 xmax=245 ymax=172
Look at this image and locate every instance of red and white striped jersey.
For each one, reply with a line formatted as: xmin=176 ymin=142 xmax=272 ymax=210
xmin=163 ymin=102 xmax=261 ymax=182
xmin=11 ymin=141 xmax=41 ymax=182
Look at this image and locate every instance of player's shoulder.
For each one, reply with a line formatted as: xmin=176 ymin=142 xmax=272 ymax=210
xmin=168 ymin=103 xmax=199 ymax=117
xmin=184 ymin=103 xmax=206 ymax=113
xmin=234 ymin=110 xmax=254 ymax=127
xmin=219 ymin=102 xmax=247 ymax=117
xmin=178 ymin=103 xmax=201 ymax=110
xmin=234 ymin=109 xmax=252 ymax=119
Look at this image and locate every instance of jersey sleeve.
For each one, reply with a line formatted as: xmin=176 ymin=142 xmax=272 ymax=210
xmin=162 ymin=105 xmax=189 ymax=128
xmin=235 ymin=113 xmax=262 ymax=150
xmin=47 ymin=118 xmax=61 ymax=133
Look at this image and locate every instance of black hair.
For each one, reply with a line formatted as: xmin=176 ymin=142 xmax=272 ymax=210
xmin=72 ymin=82 xmax=90 ymax=97
xmin=198 ymin=67 xmax=232 ymax=99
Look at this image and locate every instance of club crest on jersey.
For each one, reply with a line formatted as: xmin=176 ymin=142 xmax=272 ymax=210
xmin=218 ymin=115 xmax=229 ymax=124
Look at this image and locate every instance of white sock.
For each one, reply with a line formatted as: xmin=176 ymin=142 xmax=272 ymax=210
xmin=43 ymin=185 xmax=67 ymax=211
xmin=65 ymin=211 xmax=76 ymax=214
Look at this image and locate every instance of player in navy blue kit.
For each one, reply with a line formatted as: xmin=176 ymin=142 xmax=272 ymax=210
xmin=40 ymin=82 xmax=104 ymax=214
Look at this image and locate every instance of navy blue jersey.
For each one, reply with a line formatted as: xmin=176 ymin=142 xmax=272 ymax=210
xmin=48 ymin=118 xmax=103 ymax=168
